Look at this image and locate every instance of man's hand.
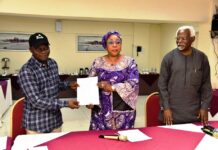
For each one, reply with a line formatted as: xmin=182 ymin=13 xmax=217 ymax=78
xmin=69 ymin=81 xmax=79 ymax=90
xmin=197 ymin=109 xmax=208 ymax=125
xmin=163 ymin=108 xmax=173 ymax=125
xmin=68 ymin=100 xmax=79 ymax=109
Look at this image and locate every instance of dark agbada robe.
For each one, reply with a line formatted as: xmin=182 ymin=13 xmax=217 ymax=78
xmin=158 ymin=48 xmax=212 ymax=124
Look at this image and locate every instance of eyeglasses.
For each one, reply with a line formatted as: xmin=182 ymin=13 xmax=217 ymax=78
xmin=175 ymin=37 xmax=189 ymax=41
xmin=107 ymin=40 xmax=122 ymax=46
xmin=35 ymin=47 xmax=50 ymax=52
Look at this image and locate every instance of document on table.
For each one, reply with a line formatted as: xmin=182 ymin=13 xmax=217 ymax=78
xmin=0 ymin=136 xmax=7 ymax=150
xmin=29 ymin=146 xmax=48 ymax=150
xmin=118 ymin=129 xmax=151 ymax=142
xmin=12 ymin=132 xmax=67 ymax=150
xmin=195 ymin=134 xmax=218 ymax=150
xmin=159 ymin=123 xmax=202 ymax=133
xmin=77 ymin=76 xmax=99 ymax=105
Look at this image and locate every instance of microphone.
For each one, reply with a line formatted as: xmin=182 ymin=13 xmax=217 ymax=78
xmin=201 ymin=125 xmax=218 ymax=138
xmin=99 ymin=135 xmax=128 ymax=141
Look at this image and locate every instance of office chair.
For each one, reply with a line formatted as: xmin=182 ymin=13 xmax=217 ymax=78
xmin=10 ymin=97 xmax=26 ymax=141
xmin=145 ymin=92 xmax=161 ymax=127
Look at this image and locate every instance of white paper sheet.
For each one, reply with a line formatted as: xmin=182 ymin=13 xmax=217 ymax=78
xmin=77 ymin=76 xmax=99 ymax=105
xmin=195 ymin=134 xmax=218 ymax=150
xmin=29 ymin=146 xmax=48 ymax=150
xmin=0 ymin=136 xmax=7 ymax=150
xmin=118 ymin=129 xmax=151 ymax=142
xmin=12 ymin=132 xmax=67 ymax=150
xmin=159 ymin=123 xmax=203 ymax=133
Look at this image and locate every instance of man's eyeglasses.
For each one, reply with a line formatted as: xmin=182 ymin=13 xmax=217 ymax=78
xmin=35 ymin=47 xmax=50 ymax=52
xmin=107 ymin=40 xmax=122 ymax=46
xmin=175 ymin=37 xmax=189 ymax=41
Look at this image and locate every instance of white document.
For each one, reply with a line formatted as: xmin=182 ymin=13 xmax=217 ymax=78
xmin=195 ymin=134 xmax=218 ymax=150
xmin=12 ymin=132 xmax=67 ymax=150
xmin=118 ymin=129 xmax=151 ymax=142
xmin=0 ymin=136 xmax=7 ymax=150
xmin=28 ymin=146 xmax=48 ymax=150
xmin=77 ymin=76 xmax=99 ymax=105
xmin=159 ymin=123 xmax=203 ymax=133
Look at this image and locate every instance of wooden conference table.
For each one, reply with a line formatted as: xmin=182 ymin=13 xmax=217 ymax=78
xmin=11 ymin=121 xmax=218 ymax=150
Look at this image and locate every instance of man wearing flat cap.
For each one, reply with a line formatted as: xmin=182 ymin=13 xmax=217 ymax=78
xmin=18 ymin=33 xmax=79 ymax=134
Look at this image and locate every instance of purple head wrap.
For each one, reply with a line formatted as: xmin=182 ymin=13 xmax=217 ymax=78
xmin=101 ymin=31 xmax=122 ymax=49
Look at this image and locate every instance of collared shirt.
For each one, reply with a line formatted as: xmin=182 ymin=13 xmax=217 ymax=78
xmin=18 ymin=56 xmax=69 ymax=133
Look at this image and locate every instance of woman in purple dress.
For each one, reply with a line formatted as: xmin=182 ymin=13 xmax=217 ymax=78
xmin=87 ymin=31 xmax=139 ymax=130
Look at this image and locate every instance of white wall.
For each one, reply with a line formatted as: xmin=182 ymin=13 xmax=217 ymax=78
xmin=0 ymin=16 xmax=213 ymax=79
xmin=0 ymin=16 xmax=163 ymax=74
xmin=0 ymin=0 xmax=210 ymax=22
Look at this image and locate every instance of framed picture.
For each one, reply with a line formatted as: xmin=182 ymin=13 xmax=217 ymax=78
xmin=0 ymin=32 xmax=31 ymax=51
xmin=77 ymin=35 xmax=104 ymax=51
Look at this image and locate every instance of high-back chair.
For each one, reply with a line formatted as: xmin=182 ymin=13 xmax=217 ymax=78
xmin=145 ymin=92 xmax=161 ymax=127
xmin=10 ymin=97 xmax=26 ymax=141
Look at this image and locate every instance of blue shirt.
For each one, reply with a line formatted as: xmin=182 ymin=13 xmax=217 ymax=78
xmin=18 ymin=57 xmax=69 ymax=133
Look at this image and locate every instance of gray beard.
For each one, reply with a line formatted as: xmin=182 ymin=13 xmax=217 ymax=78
xmin=177 ymin=46 xmax=184 ymax=51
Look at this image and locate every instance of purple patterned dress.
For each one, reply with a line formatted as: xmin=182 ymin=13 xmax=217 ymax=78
xmin=89 ymin=56 xmax=139 ymax=130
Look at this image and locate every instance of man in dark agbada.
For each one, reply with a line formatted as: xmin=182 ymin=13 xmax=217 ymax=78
xmin=158 ymin=26 xmax=212 ymax=125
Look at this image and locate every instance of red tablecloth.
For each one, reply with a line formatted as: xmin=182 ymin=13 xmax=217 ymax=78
xmin=38 ymin=127 xmax=204 ymax=150
xmin=6 ymin=137 xmax=12 ymax=150
xmin=210 ymin=90 xmax=218 ymax=117
xmin=198 ymin=121 xmax=218 ymax=127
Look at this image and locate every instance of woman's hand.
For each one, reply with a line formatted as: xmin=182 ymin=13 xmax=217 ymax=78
xmin=97 ymin=81 xmax=113 ymax=92
xmin=86 ymin=104 xmax=94 ymax=109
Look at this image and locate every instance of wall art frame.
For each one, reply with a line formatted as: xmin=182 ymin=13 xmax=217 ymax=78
xmin=0 ymin=32 xmax=31 ymax=51
xmin=77 ymin=35 xmax=104 ymax=52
